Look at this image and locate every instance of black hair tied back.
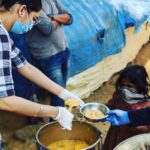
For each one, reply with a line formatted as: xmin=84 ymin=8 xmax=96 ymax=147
xmin=0 ymin=0 xmax=42 ymax=12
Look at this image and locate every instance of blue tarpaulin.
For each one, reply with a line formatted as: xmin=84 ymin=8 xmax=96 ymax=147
xmin=62 ymin=0 xmax=126 ymax=76
xmin=61 ymin=0 xmax=150 ymax=76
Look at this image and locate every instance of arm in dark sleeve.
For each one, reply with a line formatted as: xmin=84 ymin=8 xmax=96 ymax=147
xmin=106 ymin=92 xmax=118 ymax=109
xmin=128 ymin=107 xmax=150 ymax=126
xmin=35 ymin=10 xmax=55 ymax=36
xmin=106 ymin=98 xmax=116 ymax=109
xmin=54 ymin=0 xmax=73 ymax=25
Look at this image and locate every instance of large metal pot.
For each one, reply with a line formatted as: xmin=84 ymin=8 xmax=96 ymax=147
xmin=36 ymin=121 xmax=102 ymax=150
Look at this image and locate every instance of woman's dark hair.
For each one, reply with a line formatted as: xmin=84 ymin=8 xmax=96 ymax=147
xmin=116 ymin=65 xmax=150 ymax=95
xmin=1 ymin=0 xmax=42 ymax=12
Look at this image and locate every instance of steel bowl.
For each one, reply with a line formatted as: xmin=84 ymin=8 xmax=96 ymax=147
xmin=80 ymin=102 xmax=110 ymax=122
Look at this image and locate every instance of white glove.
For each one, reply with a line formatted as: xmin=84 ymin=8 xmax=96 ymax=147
xmin=54 ymin=107 xmax=74 ymax=130
xmin=59 ymin=89 xmax=85 ymax=106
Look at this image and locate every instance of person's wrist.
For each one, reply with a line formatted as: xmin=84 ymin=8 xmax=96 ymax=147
xmin=58 ymin=89 xmax=69 ymax=101
xmin=124 ymin=111 xmax=131 ymax=124
xmin=35 ymin=105 xmax=44 ymax=117
xmin=52 ymin=107 xmax=59 ymax=119
xmin=51 ymin=15 xmax=55 ymax=21
xmin=48 ymin=14 xmax=55 ymax=20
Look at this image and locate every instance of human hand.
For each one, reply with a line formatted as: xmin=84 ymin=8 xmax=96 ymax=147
xmin=59 ymin=89 xmax=85 ymax=106
xmin=54 ymin=107 xmax=74 ymax=130
xmin=104 ymin=109 xmax=131 ymax=126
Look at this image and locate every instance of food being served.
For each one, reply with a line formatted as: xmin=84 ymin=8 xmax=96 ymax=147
xmin=84 ymin=110 xmax=105 ymax=119
xmin=47 ymin=139 xmax=89 ymax=150
xmin=65 ymin=98 xmax=80 ymax=111
xmin=65 ymin=98 xmax=80 ymax=107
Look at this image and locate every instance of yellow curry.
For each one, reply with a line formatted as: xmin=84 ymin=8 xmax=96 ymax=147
xmin=47 ymin=139 xmax=89 ymax=150
xmin=85 ymin=110 xmax=105 ymax=119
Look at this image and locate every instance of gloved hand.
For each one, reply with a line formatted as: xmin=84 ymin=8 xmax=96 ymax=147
xmin=58 ymin=89 xmax=85 ymax=106
xmin=54 ymin=107 xmax=74 ymax=130
xmin=104 ymin=109 xmax=131 ymax=126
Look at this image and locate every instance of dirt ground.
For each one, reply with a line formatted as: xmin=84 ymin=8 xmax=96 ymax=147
xmin=0 ymin=41 xmax=150 ymax=150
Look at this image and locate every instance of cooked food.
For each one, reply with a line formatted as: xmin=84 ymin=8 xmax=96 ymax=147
xmin=47 ymin=139 xmax=89 ymax=150
xmin=84 ymin=109 xmax=105 ymax=119
xmin=65 ymin=98 xmax=80 ymax=107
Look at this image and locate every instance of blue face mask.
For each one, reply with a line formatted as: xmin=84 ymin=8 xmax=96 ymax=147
xmin=10 ymin=20 xmax=33 ymax=34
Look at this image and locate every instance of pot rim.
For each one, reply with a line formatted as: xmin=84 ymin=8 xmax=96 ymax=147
xmin=35 ymin=120 xmax=102 ymax=150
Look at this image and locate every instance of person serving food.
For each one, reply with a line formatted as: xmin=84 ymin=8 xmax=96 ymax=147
xmin=0 ymin=0 xmax=84 ymax=136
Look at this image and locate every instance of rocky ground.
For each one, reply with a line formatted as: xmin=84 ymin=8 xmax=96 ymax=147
xmin=0 ymin=42 xmax=150 ymax=150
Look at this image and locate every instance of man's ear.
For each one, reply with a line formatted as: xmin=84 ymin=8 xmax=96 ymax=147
xmin=18 ymin=5 xmax=27 ymax=17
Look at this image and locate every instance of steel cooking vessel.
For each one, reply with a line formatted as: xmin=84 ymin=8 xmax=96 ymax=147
xmin=36 ymin=121 xmax=102 ymax=150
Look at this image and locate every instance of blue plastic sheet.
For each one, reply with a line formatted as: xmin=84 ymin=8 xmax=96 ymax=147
xmin=108 ymin=0 xmax=150 ymax=31
xmin=61 ymin=0 xmax=150 ymax=76
xmin=62 ymin=0 xmax=125 ymax=76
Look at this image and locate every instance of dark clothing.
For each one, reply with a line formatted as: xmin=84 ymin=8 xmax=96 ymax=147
xmin=33 ymin=49 xmax=70 ymax=106
xmin=10 ymin=33 xmax=33 ymax=99
xmin=25 ymin=0 xmax=72 ymax=107
xmin=103 ymin=91 xmax=150 ymax=150
xmin=129 ymin=107 xmax=150 ymax=126
xmin=25 ymin=0 xmax=72 ymax=59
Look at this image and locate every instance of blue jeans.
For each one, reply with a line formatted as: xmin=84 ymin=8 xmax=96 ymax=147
xmin=10 ymin=33 xmax=33 ymax=100
xmin=33 ymin=49 xmax=70 ymax=107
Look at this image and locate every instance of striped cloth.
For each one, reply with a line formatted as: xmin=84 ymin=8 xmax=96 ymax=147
xmin=0 ymin=22 xmax=27 ymax=98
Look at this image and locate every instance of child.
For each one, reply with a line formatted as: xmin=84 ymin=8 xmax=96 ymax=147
xmin=103 ymin=65 xmax=150 ymax=150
